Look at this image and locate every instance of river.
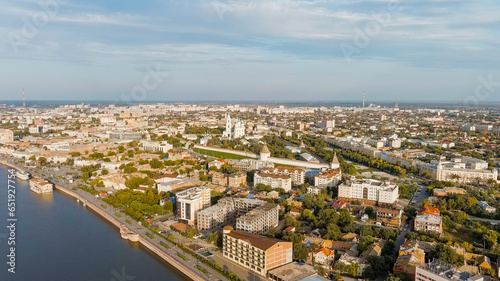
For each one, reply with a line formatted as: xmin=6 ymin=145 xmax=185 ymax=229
xmin=0 ymin=165 xmax=188 ymax=281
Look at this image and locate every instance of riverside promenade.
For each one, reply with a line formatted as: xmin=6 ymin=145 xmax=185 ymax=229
xmin=0 ymin=159 xmax=207 ymax=281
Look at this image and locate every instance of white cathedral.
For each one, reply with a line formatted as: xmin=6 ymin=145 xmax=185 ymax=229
xmin=223 ymin=112 xmax=245 ymax=139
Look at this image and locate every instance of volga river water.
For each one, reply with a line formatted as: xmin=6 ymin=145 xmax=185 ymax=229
xmin=0 ymin=165 xmax=188 ymax=281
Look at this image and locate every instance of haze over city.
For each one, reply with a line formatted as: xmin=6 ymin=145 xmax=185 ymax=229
xmin=2 ymin=0 xmax=500 ymax=102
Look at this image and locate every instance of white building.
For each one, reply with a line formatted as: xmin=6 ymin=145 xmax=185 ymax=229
xmin=141 ymin=141 xmax=173 ymax=153
xmin=254 ymin=173 xmax=292 ymax=192
xmin=338 ymin=178 xmax=399 ymax=206
xmin=176 ymin=187 xmax=211 ymax=225
xmin=260 ymin=166 xmax=305 ymax=185
xmin=233 ymin=120 xmax=245 ymax=138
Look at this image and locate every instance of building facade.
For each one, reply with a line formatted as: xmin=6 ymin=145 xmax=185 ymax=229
xmin=176 ymin=186 xmax=211 ymax=225
xmin=338 ymin=178 xmax=399 ymax=206
xmin=236 ymin=203 xmax=279 ymax=234
xmin=254 ymin=173 xmax=292 ymax=192
xmin=223 ymin=226 xmax=292 ymax=275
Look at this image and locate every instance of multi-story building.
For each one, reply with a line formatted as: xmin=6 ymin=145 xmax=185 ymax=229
xmin=234 ymin=159 xmax=274 ymax=171
xmin=393 ymin=240 xmax=426 ymax=278
xmin=0 ymin=129 xmax=14 ymax=144
xmin=211 ymin=172 xmax=227 ymax=186
xmin=141 ymin=141 xmax=173 ymax=153
xmin=314 ymin=169 xmax=342 ymax=188
xmin=197 ymin=198 xmax=266 ymax=234
xmin=228 ymin=172 xmax=246 ymax=188
xmin=260 ymin=166 xmax=305 ymax=185
xmin=197 ymin=199 xmax=235 ymax=234
xmin=223 ymin=226 xmax=292 ymax=275
xmin=437 ymin=164 xmax=498 ymax=184
xmin=236 ymin=203 xmax=279 ymax=234
xmin=254 ymin=173 xmax=292 ymax=192
xmin=416 ymin=259 xmax=483 ymax=281
xmin=414 ymin=215 xmax=442 ymax=234
xmin=176 ymin=186 xmax=210 ymax=225
xmin=338 ymin=178 xmax=399 ymax=206
xmin=414 ymin=204 xmax=442 ymax=234
xmin=29 ymin=177 xmax=53 ymax=194
xmin=376 ymin=208 xmax=402 ymax=228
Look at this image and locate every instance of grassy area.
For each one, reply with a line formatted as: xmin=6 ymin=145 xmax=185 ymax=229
xmin=193 ymin=148 xmax=251 ymax=160
xmin=146 ymin=233 xmax=154 ymax=239
xmin=177 ymin=253 xmax=187 ymax=260
xmin=101 ymin=204 xmax=107 ymax=209
xmin=114 ymin=213 xmax=121 ymax=218
xmin=197 ymin=266 xmax=208 ymax=274
xmin=125 ymin=219 xmax=132 ymax=225
xmin=444 ymin=226 xmax=476 ymax=244
xmin=160 ymin=241 xmax=169 ymax=249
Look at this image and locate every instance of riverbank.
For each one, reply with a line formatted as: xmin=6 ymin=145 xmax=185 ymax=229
xmin=0 ymin=160 xmax=205 ymax=281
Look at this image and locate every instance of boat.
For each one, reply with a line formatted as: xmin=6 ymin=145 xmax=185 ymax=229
xmin=15 ymin=170 xmax=30 ymax=181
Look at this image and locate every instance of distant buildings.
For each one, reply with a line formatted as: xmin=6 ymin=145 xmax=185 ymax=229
xmin=141 ymin=141 xmax=173 ymax=153
xmin=223 ymin=226 xmax=292 ymax=275
xmin=176 ymin=186 xmax=211 ymax=225
xmin=338 ymin=178 xmax=399 ymax=206
xmin=0 ymin=129 xmax=14 ymax=144
xmin=223 ymin=112 xmax=245 ymax=139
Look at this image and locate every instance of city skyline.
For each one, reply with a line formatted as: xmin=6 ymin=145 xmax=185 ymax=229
xmin=1 ymin=0 xmax=500 ymax=102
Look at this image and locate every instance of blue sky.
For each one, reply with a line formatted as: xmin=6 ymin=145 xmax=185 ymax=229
xmin=1 ymin=0 xmax=500 ymax=103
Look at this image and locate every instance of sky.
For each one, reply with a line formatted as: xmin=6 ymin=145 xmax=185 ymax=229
xmin=1 ymin=0 xmax=500 ymax=103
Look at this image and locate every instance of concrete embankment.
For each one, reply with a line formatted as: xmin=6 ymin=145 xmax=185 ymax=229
xmin=0 ymin=160 xmax=205 ymax=281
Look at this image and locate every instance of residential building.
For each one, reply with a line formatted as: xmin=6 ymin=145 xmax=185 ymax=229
xmin=176 ymin=186 xmax=211 ymax=225
xmin=393 ymin=240 xmax=426 ymax=278
xmin=414 ymin=215 xmax=443 ymax=234
xmin=376 ymin=208 xmax=403 ymax=228
xmin=223 ymin=226 xmax=292 ymax=275
xmin=236 ymin=203 xmax=279 ymax=234
xmin=0 ymin=129 xmax=14 ymax=144
xmin=228 ymin=172 xmax=247 ymax=188
xmin=313 ymin=247 xmax=336 ymax=267
xmin=338 ymin=178 xmax=399 ymax=206
xmin=477 ymin=201 xmax=496 ymax=213
xmin=416 ymin=259 xmax=484 ymax=281
xmin=254 ymin=172 xmax=292 ymax=192
xmin=260 ymin=166 xmax=305 ymax=185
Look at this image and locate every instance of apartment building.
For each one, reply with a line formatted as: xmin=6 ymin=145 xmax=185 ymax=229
xmin=254 ymin=173 xmax=292 ymax=192
xmin=416 ymin=259 xmax=484 ymax=281
xmin=414 ymin=215 xmax=443 ymax=234
xmin=228 ymin=172 xmax=247 ymax=188
xmin=338 ymin=178 xmax=399 ymax=206
xmin=0 ymin=129 xmax=14 ymax=144
xmin=260 ymin=166 xmax=305 ymax=185
xmin=236 ymin=203 xmax=279 ymax=234
xmin=376 ymin=208 xmax=402 ymax=228
xmin=393 ymin=240 xmax=426 ymax=278
xmin=314 ymin=169 xmax=342 ymax=187
xmin=141 ymin=141 xmax=173 ymax=153
xmin=176 ymin=186 xmax=211 ymax=225
xmin=223 ymin=226 xmax=292 ymax=275
xmin=197 ymin=198 xmax=266 ymax=233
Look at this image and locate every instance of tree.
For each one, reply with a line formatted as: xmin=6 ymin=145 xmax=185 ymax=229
xmin=365 ymin=206 xmax=376 ymax=219
xmin=324 ymin=224 xmax=342 ymax=241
